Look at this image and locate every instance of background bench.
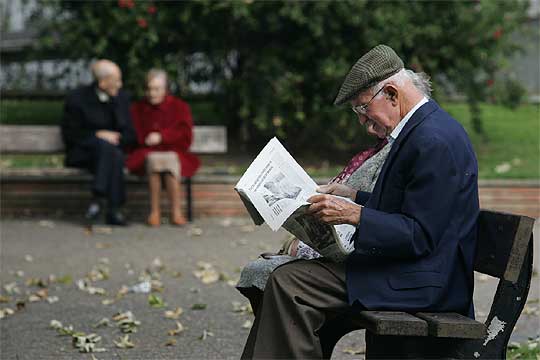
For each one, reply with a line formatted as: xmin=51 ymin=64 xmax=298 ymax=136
xmin=321 ymin=210 xmax=536 ymax=359
xmin=0 ymin=125 xmax=227 ymax=221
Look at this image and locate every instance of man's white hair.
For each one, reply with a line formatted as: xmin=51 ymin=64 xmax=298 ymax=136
xmin=371 ymin=68 xmax=432 ymax=99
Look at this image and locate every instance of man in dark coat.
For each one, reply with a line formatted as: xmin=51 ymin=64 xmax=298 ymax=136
xmin=241 ymin=45 xmax=479 ymax=359
xmin=61 ymin=59 xmax=137 ymax=225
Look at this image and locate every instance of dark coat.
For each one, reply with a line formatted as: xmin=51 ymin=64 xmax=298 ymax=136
xmin=347 ymin=100 xmax=479 ymax=317
xmin=126 ymin=95 xmax=200 ymax=178
xmin=61 ymin=84 xmax=137 ymax=165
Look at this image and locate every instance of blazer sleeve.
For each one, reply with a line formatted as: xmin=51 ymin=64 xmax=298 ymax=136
xmin=160 ymin=100 xmax=193 ymax=151
xmin=354 ymin=136 xmax=459 ymax=259
xmin=61 ymin=93 xmax=94 ymax=148
xmin=355 ymin=191 xmax=371 ymax=205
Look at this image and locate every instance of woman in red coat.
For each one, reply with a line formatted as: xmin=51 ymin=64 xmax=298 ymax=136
xmin=126 ymin=69 xmax=200 ymax=226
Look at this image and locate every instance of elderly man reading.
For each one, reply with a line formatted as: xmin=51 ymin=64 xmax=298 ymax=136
xmin=241 ymin=45 xmax=479 ymax=359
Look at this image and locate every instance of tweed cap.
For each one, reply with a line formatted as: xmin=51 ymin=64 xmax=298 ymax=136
xmin=334 ymin=44 xmax=404 ymax=105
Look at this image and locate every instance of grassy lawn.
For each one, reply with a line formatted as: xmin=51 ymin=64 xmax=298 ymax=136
xmin=444 ymin=103 xmax=540 ymax=179
xmin=1 ymin=100 xmax=539 ymax=179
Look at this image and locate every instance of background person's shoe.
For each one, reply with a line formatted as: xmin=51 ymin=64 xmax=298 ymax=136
xmin=85 ymin=201 xmax=102 ymax=225
xmin=106 ymin=210 xmax=127 ymax=226
xmin=147 ymin=212 xmax=161 ymax=227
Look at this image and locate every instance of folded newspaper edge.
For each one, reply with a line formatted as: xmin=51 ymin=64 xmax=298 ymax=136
xmin=235 ymin=137 xmax=356 ymax=262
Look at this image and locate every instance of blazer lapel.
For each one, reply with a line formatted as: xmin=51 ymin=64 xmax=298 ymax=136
xmin=367 ymin=100 xmax=439 ymax=208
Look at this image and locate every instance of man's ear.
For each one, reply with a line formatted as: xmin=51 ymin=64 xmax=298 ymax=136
xmin=385 ymin=85 xmax=399 ymax=104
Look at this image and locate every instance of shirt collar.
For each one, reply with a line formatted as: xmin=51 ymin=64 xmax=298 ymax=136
xmin=388 ymin=96 xmax=429 ymax=143
xmin=96 ymin=88 xmax=110 ymax=103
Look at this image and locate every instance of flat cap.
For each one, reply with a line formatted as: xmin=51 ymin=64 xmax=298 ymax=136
xmin=334 ymin=44 xmax=404 ymax=105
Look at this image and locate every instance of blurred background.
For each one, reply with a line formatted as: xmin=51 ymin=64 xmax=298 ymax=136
xmin=1 ymin=0 xmax=539 ymax=178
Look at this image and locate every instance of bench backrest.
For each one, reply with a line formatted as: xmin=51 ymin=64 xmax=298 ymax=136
xmin=475 ymin=210 xmax=535 ymax=282
xmin=0 ymin=125 xmax=227 ymax=154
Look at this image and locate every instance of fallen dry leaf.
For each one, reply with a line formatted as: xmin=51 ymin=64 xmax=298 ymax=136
xmin=39 ymin=220 xmax=55 ymax=228
xmin=95 ymin=242 xmax=112 ymax=249
xmin=188 ymin=227 xmax=203 ymax=236
xmin=199 ymin=329 xmax=214 ymax=340
xmin=0 ymin=308 xmax=15 ymax=319
xmin=342 ymin=346 xmax=365 ymax=355
xmin=24 ymin=254 xmax=34 ymax=262
xmin=191 ymin=303 xmax=207 ymax=310
xmin=164 ymin=338 xmax=177 ymax=346
xmin=93 ymin=226 xmax=113 ymax=235
xmin=0 ymin=296 xmax=11 ymax=303
xmin=114 ymin=334 xmax=134 ymax=349
xmin=167 ymin=321 xmax=184 ymax=336
xmin=164 ymin=307 xmax=184 ymax=319
xmin=242 ymin=320 xmax=253 ymax=329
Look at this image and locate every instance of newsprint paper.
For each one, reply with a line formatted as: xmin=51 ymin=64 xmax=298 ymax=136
xmin=235 ymin=137 xmax=356 ymax=262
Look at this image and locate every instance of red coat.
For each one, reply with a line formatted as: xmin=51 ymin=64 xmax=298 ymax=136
xmin=126 ymin=95 xmax=201 ymax=178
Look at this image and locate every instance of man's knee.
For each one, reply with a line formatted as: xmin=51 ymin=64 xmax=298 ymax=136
xmin=95 ymin=139 xmax=124 ymax=160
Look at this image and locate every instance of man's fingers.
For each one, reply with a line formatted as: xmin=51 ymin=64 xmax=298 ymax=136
xmin=317 ymin=184 xmax=335 ymax=194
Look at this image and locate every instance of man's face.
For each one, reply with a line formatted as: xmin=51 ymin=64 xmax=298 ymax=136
xmin=351 ymin=87 xmax=399 ymax=139
xmin=146 ymin=77 xmax=167 ymax=105
xmin=99 ymin=68 xmax=122 ymax=97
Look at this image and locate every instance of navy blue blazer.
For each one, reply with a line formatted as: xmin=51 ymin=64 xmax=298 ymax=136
xmin=346 ymin=100 xmax=479 ymax=317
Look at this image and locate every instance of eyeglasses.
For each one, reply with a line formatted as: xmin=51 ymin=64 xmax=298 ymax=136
xmin=351 ymin=86 xmax=385 ymax=116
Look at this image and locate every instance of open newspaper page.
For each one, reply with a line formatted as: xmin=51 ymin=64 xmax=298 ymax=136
xmin=235 ymin=137 xmax=356 ymax=262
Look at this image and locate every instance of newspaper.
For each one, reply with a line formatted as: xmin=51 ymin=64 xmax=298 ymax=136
xmin=235 ymin=137 xmax=356 ymax=262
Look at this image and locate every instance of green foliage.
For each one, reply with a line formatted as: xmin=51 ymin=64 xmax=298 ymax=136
xmin=0 ymin=100 xmax=63 ymax=125
xmin=33 ymin=0 xmax=529 ymax=151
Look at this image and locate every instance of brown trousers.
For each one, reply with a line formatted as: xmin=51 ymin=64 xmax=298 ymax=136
xmin=241 ymin=259 xmax=362 ymax=359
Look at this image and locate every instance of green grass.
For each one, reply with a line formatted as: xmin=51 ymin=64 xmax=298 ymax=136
xmin=507 ymin=337 xmax=539 ymax=359
xmin=444 ymin=103 xmax=540 ymax=179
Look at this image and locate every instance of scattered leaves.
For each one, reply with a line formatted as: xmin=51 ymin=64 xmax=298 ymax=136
xmin=148 ymin=294 xmax=166 ymax=308
xmin=232 ymin=301 xmax=253 ymax=314
xmin=188 ymin=226 xmax=203 ymax=236
xmin=191 ymin=303 xmax=207 ymax=310
xmin=193 ymin=261 xmax=220 ymax=284
xmin=94 ymin=318 xmax=110 ymax=328
xmin=242 ymin=320 xmax=253 ymax=329
xmin=164 ymin=307 xmax=183 ymax=319
xmin=114 ymin=334 xmax=134 ymax=349
xmin=0 ymin=296 xmax=11 ymax=303
xmin=342 ymin=347 xmax=365 ymax=355
xmin=0 ymin=308 xmax=15 ymax=319
xmin=113 ymin=311 xmax=141 ymax=333
xmin=76 ymin=280 xmax=106 ymax=296
xmin=167 ymin=321 xmax=185 ymax=336
xmin=73 ymin=333 xmax=106 ymax=353
xmin=4 ymin=282 xmax=20 ymax=295
xmin=39 ymin=220 xmax=55 ymax=228
xmin=199 ymin=329 xmax=214 ymax=340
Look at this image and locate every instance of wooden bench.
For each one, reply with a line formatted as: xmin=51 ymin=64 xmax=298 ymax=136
xmin=322 ymin=210 xmax=536 ymax=359
xmin=0 ymin=125 xmax=227 ymax=221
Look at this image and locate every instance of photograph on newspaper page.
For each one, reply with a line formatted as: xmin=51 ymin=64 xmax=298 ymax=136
xmin=235 ymin=137 xmax=357 ymax=261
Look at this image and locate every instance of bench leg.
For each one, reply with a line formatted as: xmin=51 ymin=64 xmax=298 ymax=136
xmin=185 ymin=177 xmax=192 ymax=222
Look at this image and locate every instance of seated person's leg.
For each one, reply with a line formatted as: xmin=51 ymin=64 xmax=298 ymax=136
xmin=90 ymin=138 xmax=127 ymax=225
xmin=242 ymin=259 xmax=350 ymax=359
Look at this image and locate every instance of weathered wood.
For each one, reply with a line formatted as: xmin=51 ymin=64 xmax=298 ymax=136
xmin=475 ymin=210 xmax=534 ymax=281
xmin=357 ymin=311 xmax=428 ymax=336
xmin=453 ymin=239 xmax=535 ymax=359
xmin=0 ymin=125 xmax=227 ymax=154
xmin=415 ymin=312 xmax=486 ymax=339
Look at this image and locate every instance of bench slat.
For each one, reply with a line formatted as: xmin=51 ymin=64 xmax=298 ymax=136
xmin=475 ymin=210 xmax=535 ymax=282
xmin=0 ymin=125 xmax=227 ymax=154
xmin=357 ymin=311 xmax=428 ymax=336
xmin=415 ymin=312 xmax=486 ymax=339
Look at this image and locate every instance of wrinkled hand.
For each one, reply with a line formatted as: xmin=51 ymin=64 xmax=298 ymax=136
xmin=96 ymin=130 xmax=121 ymax=145
xmin=307 ymin=194 xmax=362 ymax=226
xmin=317 ymin=183 xmax=357 ymax=201
xmin=145 ymin=132 xmax=162 ymax=146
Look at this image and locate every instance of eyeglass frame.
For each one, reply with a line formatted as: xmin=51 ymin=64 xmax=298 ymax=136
xmin=351 ymin=86 xmax=385 ymax=116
